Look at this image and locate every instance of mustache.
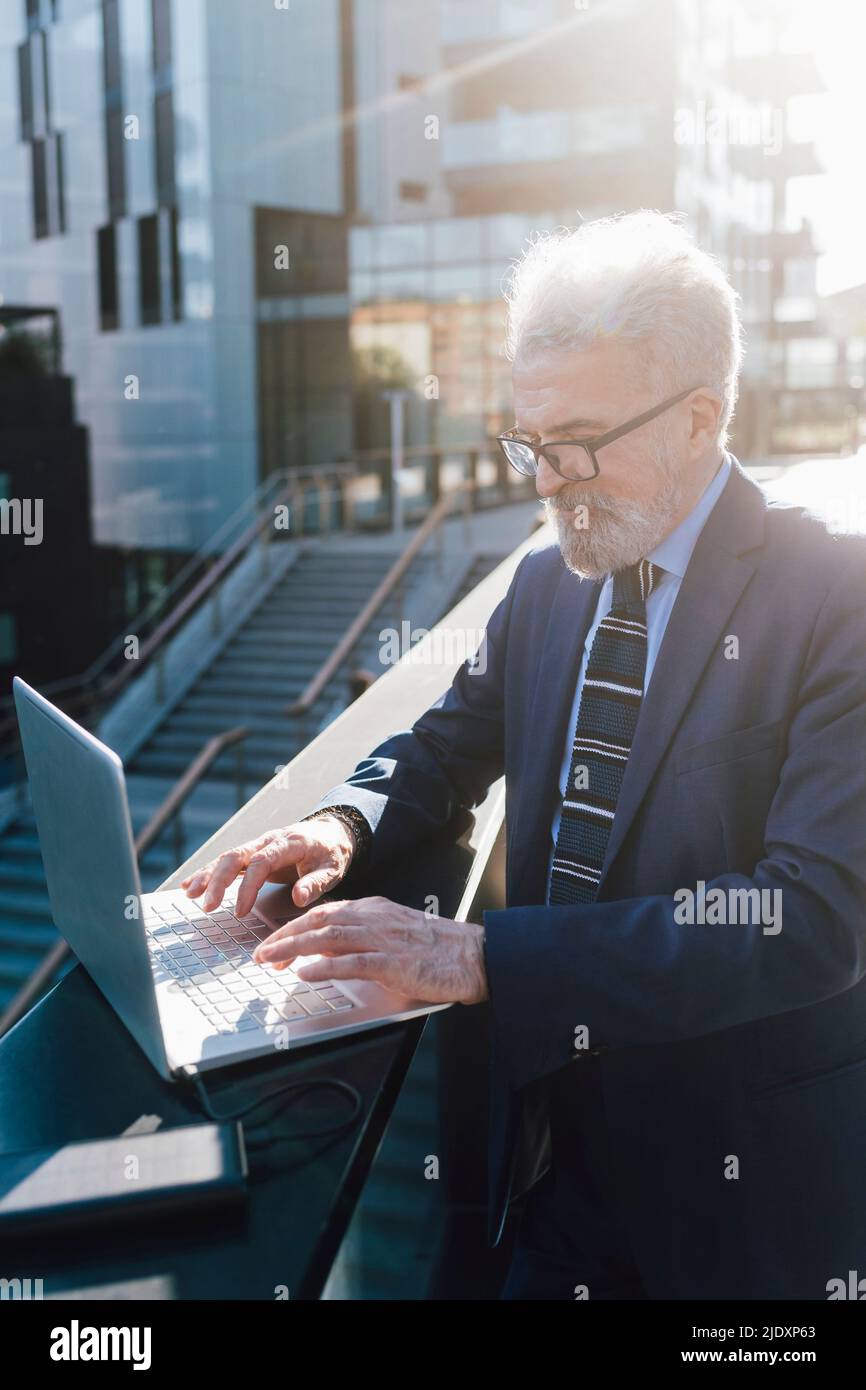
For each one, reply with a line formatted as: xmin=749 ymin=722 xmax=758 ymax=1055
xmin=545 ymin=488 xmax=622 ymax=514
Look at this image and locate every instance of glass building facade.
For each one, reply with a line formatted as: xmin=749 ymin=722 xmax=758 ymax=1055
xmin=1 ymin=0 xmax=346 ymax=551
xmin=0 ymin=0 xmax=845 ymax=563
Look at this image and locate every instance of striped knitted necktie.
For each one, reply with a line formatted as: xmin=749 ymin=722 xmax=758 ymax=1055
xmin=548 ymin=558 xmax=662 ymax=906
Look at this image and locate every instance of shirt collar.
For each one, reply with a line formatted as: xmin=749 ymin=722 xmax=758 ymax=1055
xmin=645 ymin=452 xmax=732 ymax=582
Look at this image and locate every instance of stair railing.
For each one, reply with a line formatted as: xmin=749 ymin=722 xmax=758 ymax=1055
xmin=0 ymin=473 xmax=307 ymax=761
xmin=285 ymin=479 xmax=477 ymax=722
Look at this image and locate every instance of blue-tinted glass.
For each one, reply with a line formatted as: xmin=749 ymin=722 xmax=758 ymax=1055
xmin=376 ymin=222 xmax=427 ymax=268
xmin=431 ymin=218 xmax=483 ymax=264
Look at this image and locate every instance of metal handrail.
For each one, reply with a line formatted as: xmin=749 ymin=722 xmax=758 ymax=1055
xmin=99 ymin=485 xmax=296 ymax=701
xmin=69 ymin=471 xmax=297 ymax=683
xmin=286 ymin=479 xmax=477 ymax=718
xmin=3 ymin=471 xmax=294 ymax=713
xmin=0 ymin=477 xmax=297 ymax=751
xmin=0 ymin=464 xmax=367 ymax=746
xmin=133 ymin=725 xmax=250 ymax=852
xmin=0 ymin=723 xmax=250 ymax=1038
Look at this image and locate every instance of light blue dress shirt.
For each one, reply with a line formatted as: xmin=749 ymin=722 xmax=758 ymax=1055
xmin=546 ymin=452 xmax=733 ymax=898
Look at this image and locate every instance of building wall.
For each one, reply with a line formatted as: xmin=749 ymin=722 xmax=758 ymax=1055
xmin=0 ymin=0 xmax=347 ymax=553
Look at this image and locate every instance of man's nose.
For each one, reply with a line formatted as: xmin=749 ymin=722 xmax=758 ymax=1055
xmin=534 ymin=454 xmax=568 ymax=500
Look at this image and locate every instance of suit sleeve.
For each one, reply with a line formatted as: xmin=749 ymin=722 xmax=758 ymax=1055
xmin=306 ymin=554 xmax=528 ymax=872
xmin=484 ymin=551 xmax=866 ymax=1091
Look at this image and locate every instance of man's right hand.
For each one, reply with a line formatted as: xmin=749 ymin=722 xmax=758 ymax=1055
xmin=180 ymin=814 xmax=357 ymax=917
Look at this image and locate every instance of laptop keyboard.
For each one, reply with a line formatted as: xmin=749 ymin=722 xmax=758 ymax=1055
xmin=143 ymin=894 xmax=355 ymax=1036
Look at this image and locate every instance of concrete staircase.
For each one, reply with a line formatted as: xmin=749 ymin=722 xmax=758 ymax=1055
xmin=128 ymin=548 xmax=420 ymax=784
xmin=448 ymin=553 xmax=506 ymax=609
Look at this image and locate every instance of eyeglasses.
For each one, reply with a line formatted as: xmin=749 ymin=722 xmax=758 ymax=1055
xmin=496 ymin=385 xmax=701 ymax=483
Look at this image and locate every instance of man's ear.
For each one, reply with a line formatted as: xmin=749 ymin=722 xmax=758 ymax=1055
xmin=688 ymin=389 xmax=723 ymax=453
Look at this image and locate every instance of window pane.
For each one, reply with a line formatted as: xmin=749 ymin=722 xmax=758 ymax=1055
xmin=152 ymin=0 xmax=173 ymax=71
xmin=17 ymin=42 xmax=33 ymax=140
xmin=138 ymin=213 xmax=161 ymax=325
xmin=376 ymin=223 xmax=426 ymax=268
xmin=170 ymin=205 xmax=182 ymax=320
xmin=105 ymin=108 xmax=126 ymax=218
xmin=98 ymin=223 xmax=118 ymax=331
xmin=431 ymin=218 xmax=483 ymax=263
xmin=54 ymin=130 xmax=65 ymax=234
xmin=32 ymin=138 xmax=48 ymax=238
xmin=102 ymin=0 xmax=122 ymax=96
xmin=154 ymin=87 xmax=176 ymax=204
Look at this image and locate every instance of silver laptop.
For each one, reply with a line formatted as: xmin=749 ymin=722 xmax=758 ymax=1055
xmin=13 ymin=678 xmax=449 ymax=1081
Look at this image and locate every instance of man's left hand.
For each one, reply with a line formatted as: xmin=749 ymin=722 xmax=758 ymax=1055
xmin=253 ymin=895 xmax=488 ymax=1005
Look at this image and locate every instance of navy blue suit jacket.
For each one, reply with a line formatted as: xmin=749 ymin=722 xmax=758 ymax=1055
xmin=314 ymin=457 xmax=866 ymax=1297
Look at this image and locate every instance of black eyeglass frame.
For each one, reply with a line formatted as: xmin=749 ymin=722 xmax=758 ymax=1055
xmin=496 ymin=384 xmax=702 ymax=482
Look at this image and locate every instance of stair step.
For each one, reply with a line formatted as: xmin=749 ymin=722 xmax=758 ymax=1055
xmin=131 ymin=751 xmax=299 ymax=780
xmin=261 ymin=584 xmax=393 ymax=605
xmin=225 ymin=627 xmax=397 ymax=649
xmin=187 ymin=662 xmax=312 ymax=683
xmin=0 ymin=920 xmax=59 ymax=952
xmin=0 ymin=859 xmax=49 ymax=890
xmin=187 ymin=668 xmax=311 ymax=692
xmin=0 ymin=888 xmax=53 ymax=920
xmin=133 ymin=736 xmax=295 ymax=757
xmin=254 ymin=595 xmax=409 ymax=615
xmin=0 ymin=832 xmax=42 ymax=857
xmin=193 ymin=641 xmax=327 ymax=660
xmin=165 ymin=702 xmax=297 ymax=725
xmin=173 ymin=689 xmax=302 ymax=711
xmin=143 ymin=722 xmax=300 ymax=756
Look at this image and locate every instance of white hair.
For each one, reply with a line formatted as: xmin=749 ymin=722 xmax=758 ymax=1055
xmin=503 ymin=210 xmax=744 ymax=448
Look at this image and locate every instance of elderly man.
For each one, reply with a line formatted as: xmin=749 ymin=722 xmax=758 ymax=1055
xmin=184 ymin=211 xmax=866 ymax=1300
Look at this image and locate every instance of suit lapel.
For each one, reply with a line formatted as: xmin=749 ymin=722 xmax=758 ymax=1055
xmin=596 ymin=458 xmax=767 ymax=891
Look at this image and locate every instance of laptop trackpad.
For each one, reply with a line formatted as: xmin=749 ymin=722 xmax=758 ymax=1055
xmin=250 ymin=882 xmax=304 ymax=930
xmin=251 ymin=881 xmax=342 ymax=932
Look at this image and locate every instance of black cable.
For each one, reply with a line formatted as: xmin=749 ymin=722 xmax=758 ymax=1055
xmin=180 ymin=1066 xmax=363 ymax=1142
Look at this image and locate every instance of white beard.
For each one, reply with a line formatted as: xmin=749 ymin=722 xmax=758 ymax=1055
xmin=544 ymin=450 xmax=686 ymax=581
